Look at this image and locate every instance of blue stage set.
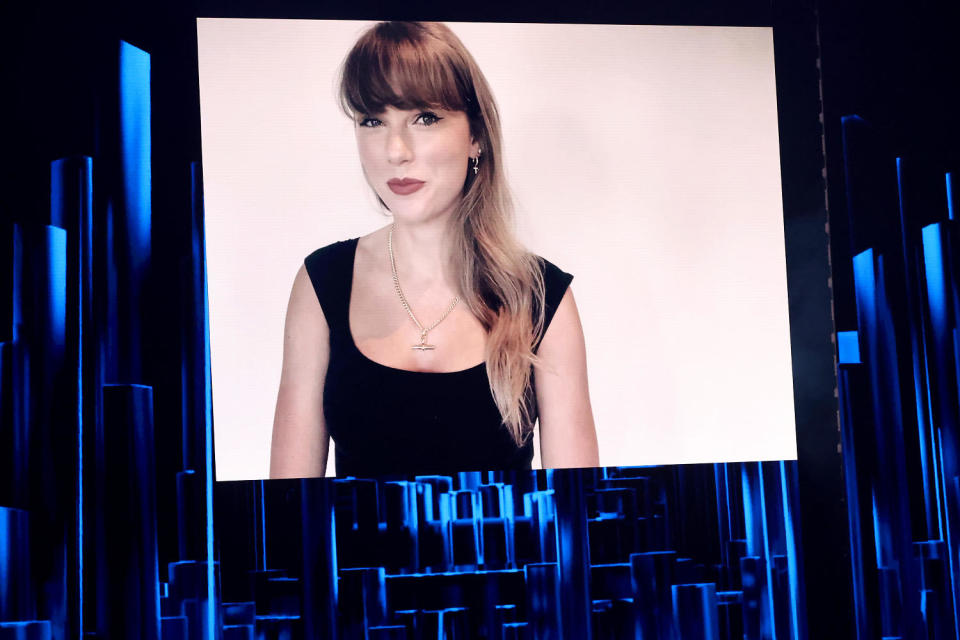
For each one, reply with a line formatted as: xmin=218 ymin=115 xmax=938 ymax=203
xmin=835 ymin=116 xmax=960 ymax=640
xmin=1 ymin=3 xmax=959 ymax=639
xmin=0 ymin=37 xmax=812 ymax=640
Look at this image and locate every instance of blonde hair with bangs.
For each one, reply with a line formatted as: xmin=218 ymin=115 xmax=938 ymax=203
xmin=339 ymin=21 xmax=547 ymax=445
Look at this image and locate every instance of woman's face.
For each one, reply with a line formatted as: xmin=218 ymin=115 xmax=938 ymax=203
xmin=354 ymin=105 xmax=477 ymax=224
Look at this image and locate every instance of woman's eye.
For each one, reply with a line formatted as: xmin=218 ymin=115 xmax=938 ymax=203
xmin=415 ymin=112 xmax=443 ymax=126
xmin=358 ymin=116 xmax=382 ymax=128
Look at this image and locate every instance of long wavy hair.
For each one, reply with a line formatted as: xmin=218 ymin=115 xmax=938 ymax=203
xmin=339 ymin=21 xmax=546 ymax=445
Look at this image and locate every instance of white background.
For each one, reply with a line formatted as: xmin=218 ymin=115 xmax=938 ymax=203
xmin=197 ymin=19 xmax=797 ymax=481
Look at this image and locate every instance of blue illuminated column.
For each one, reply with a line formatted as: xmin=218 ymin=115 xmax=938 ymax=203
xmin=0 ymin=343 xmax=11 ymax=508
xmin=947 ymin=173 xmax=957 ymax=222
xmin=97 ymin=384 xmax=160 ymax=640
xmin=776 ymin=461 xmax=807 ymax=640
xmin=740 ymin=556 xmax=767 ymax=640
xmin=740 ymin=463 xmax=773 ymax=638
xmin=479 ymin=482 xmax=515 ymax=569
xmin=104 ymin=41 xmax=151 ymax=385
xmin=630 ymin=551 xmax=676 ymax=639
xmin=523 ymin=490 xmax=556 ymax=564
xmin=447 ymin=490 xmax=483 ymax=570
xmin=921 ymin=221 xmax=960 ymax=632
xmin=524 ymin=562 xmax=561 ymax=640
xmin=166 ymin=559 xmax=222 ymax=640
xmin=176 ymin=161 xmax=219 ymax=640
xmin=50 ymin=154 xmax=93 ymax=640
xmin=852 ymin=248 xmax=924 ymax=638
xmin=301 ymin=478 xmax=337 ymax=640
xmin=181 ymin=161 xmax=208 ymax=473
xmin=893 ymin=159 xmax=942 ymax=545
xmin=552 ymin=469 xmax=591 ymax=640
xmin=383 ymin=481 xmax=419 ymax=573
xmin=0 ymin=507 xmax=34 ymax=621
xmin=11 ymin=224 xmax=67 ymax=636
xmin=837 ymin=357 xmax=876 ymax=639
xmin=672 ymin=583 xmax=719 ymax=640
xmin=338 ymin=567 xmax=386 ymax=639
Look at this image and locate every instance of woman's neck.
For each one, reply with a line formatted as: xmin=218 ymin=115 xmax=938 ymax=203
xmin=388 ymin=218 xmax=459 ymax=290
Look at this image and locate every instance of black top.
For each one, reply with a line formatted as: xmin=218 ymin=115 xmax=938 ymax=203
xmin=303 ymin=238 xmax=573 ymax=477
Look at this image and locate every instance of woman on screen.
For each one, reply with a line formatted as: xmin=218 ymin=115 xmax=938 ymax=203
xmin=270 ymin=21 xmax=598 ymax=478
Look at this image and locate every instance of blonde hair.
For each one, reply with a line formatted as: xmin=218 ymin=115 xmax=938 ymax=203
xmin=339 ymin=22 xmax=546 ymax=445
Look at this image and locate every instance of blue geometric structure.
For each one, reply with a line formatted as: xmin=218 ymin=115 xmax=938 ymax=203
xmin=838 ymin=115 xmax=960 ymax=639
xmin=7 ymin=6 xmax=948 ymax=640
xmin=205 ymin=464 xmax=806 ymax=639
xmin=10 ymin=223 xmax=67 ymax=637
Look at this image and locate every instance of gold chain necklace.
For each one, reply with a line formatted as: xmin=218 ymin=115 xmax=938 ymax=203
xmin=388 ymin=224 xmax=461 ymax=351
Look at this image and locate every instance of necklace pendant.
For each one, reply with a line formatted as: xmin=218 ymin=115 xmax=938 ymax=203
xmin=412 ymin=331 xmax=435 ymax=351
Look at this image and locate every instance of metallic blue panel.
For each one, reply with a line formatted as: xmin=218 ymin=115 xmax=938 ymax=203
xmin=118 ymin=41 xmax=151 ymax=273
xmin=922 ymin=224 xmax=947 ymax=332
xmin=838 ymin=330 xmax=861 ymax=364
xmin=947 ymin=172 xmax=956 ymax=221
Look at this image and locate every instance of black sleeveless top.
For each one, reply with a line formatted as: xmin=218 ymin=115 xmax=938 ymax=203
xmin=304 ymin=238 xmax=573 ymax=477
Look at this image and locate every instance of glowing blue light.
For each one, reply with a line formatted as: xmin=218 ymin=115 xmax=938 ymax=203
xmin=49 ymin=226 xmax=67 ymax=349
xmin=0 ymin=508 xmax=13 ymax=608
xmin=921 ymin=224 xmax=946 ymax=331
xmin=947 ymin=173 xmax=955 ymax=221
xmin=852 ymin=250 xmax=876 ymax=335
xmin=741 ymin=465 xmax=757 ymax=557
xmin=779 ymin=461 xmax=801 ymax=640
xmin=756 ymin=464 xmax=777 ymax=639
xmin=118 ymin=41 xmax=151 ymax=271
xmin=837 ymin=331 xmax=861 ymax=365
xmin=201 ymin=181 xmax=216 ymax=640
xmin=871 ymin=489 xmax=882 ymax=568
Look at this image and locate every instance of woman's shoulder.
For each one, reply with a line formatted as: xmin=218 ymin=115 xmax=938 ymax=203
xmin=302 ymin=238 xmax=360 ymax=317
xmin=530 ymin=254 xmax=574 ymax=349
xmin=532 ymin=254 xmax=574 ymax=300
xmin=304 ymin=237 xmax=360 ymax=272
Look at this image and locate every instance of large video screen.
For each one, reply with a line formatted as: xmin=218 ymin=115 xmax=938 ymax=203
xmin=198 ymin=19 xmax=796 ymax=480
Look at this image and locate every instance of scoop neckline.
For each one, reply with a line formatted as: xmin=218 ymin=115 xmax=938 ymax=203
xmin=344 ymin=237 xmax=487 ymax=377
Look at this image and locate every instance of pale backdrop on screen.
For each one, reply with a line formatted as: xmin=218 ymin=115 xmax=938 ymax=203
xmin=197 ymin=19 xmax=796 ymax=481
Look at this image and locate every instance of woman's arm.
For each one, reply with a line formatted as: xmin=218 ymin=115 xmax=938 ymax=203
xmin=270 ymin=264 xmax=330 ymax=478
xmin=534 ymin=287 xmax=600 ymax=468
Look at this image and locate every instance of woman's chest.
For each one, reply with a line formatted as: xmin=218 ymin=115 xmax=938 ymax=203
xmin=349 ymin=276 xmax=487 ymax=373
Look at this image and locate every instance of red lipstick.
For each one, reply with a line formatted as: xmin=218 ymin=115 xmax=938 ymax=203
xmin=387 ymin=178 xmax=425 ymax=195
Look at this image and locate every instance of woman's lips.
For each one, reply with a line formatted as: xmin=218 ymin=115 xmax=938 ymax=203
xmin=387 ymin=178 xmax=425 ymax=195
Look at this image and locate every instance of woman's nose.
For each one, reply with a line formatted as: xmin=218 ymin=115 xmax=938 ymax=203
xmin=386 ymin=130 xmax=413 ymax=165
